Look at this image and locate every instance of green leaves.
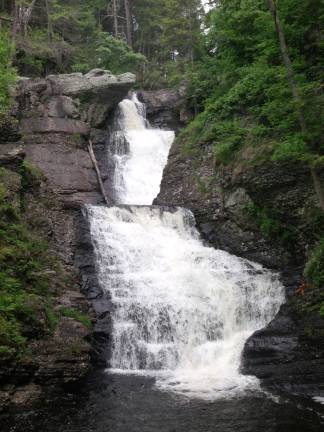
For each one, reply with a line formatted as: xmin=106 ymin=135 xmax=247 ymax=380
xmin=304 ymin=239 xmax=324 ymax=289
xmin=72 ymin=32 xmax=146 ymax=75
xmin=179 ymin=0 xmax=324 ymax=171
xmin=0 ymin=31 xmax=16 ymax=112
xmin=0 ymin=167 xmax=52 ymax=358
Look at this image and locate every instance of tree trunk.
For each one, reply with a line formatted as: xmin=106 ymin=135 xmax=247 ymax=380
xmin=267 ymin=0 xmax=324 ymax=211
xmin=10 ymin=2 xmax=19 ymax=59
xmin=87 ymin=140 xmax=109 ymax=205
xmin=112 ymin=0 xmax=118 ymax=37
xmin=311 ymin=167 xmax=324 ymax=212
xmin=124 ymin=0 xmax=132 ymax=47
xmin=44 ymin=0 xmax=53 ymax=42
xmin=266 ymin=0 xmax=306 ymax=132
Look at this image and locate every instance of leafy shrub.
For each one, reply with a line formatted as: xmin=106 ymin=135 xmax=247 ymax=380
xmin=0 ymin=31 xmax=16 ymax=112
xmin=0 ymin=166 xmax=55 ymax=358
xmin=72 ymin=32 xmax=146 ymax=75
xmin=59 ymin=307 xmax=92 ymax=329
xmin=304 ymin=239 xmax=324 ymax=289
xmin=19 ymin=159 xmax=45 ymax=191
xmin=245 ymin=203 xmax=295 ymax=249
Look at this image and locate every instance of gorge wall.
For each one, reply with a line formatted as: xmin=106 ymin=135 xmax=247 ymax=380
xmin=155 ymin=113 xmax=324 ymax=399
xmin=0 ymin=69 xmax=135 ymax=416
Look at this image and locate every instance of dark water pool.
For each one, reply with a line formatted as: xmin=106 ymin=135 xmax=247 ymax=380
xmin=3 ymin=372 xmax=324 ymax=432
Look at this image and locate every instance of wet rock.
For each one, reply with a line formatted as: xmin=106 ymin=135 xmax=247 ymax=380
xmin=33 ymin=317 xmax=91 ymax=386
xmin=138 ymin=87 xmax=190 ymax=131
xmin=46 ymin=95 xmax=80 ymax=118
xmin=241 ymin=289 xmax=324 ymax=397
xmin=0 ymin=68 xmax=135 ymax=418
xmin=0 ymin=113 xmax=21 ymax=143
xmin=0 ymin=144 xmax=25 ymax=170
xmin=11 ymin=384 xmax=43 ymax=409
xmin=74 ymin=210 xmax=111 ymax=367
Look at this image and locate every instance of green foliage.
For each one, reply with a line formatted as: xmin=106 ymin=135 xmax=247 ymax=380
xmin=59 ymin=307 xmax=92 ymax=329
xmin=0 ymin=166 xmax=54 ymax=358
xmin=304 ymin=239 xmax=324 ymax=289
xmin=320 ymin=304 xmax=324 ymax=318
xmin=304 ymin=208 xmax=324 ymax=241
xmin=0 ymin=31 xmax=16 ymax=112
xmin=180 ymin=0 xmax=324 ymax=168
xmin=272 ymin=134 xmax=310 ymax=162
xmin=245 ymin=203 xmax=295 ymax=249
xmin=19 ymin=159 xmax=45 ymax=191
xmin=0 ymin=0 xmax=204 ymax=86
xmin=72 ymin=33 xmax=146 ymax=75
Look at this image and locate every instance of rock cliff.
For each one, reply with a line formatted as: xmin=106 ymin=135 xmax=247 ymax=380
xmin=0 ymin=69 xmax=135 ymax=418
xmin=155 ymin=121 xmax=324 ymax=399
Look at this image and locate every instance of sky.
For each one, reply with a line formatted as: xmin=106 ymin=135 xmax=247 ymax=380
xmin=201 ymin=0 xmax=213 ymax=12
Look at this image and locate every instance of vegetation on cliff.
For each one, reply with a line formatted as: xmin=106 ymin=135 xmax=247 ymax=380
xmin=179 ymin=0 xmax=323 ymax=291
xmin=0 ymin=163 xmax=91 ymax=363
xmin=0 ymin=31 xmax=16 ymax=112
xmin=183 ymin=0 xmax=323 ymax=168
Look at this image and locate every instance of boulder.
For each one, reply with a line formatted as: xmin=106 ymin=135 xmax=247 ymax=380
xmin=46 ymin=95 xmax=80 ymax=118
xmin=138 ymin=87 xmax=191 ymax=131
xmin=47 ymin=70 xmax=135 ymax=102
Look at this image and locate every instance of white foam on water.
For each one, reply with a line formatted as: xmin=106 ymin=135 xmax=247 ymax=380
xmin=111 ymin=94 xmax=174 ymax=205
xmin=87 ymin=93 xmax=285 ymax=400
xmin=313 ymin=397 xmax=324 ymax=405
xmin=87 ymin=204 xmax=285 ymax=400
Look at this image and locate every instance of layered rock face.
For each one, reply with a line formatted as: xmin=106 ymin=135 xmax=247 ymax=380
xmin=0 ymin=70 xmax=135 ymax=416
xmin=0 ymin=145 xmax=93 ymax=415
xmin=138 ymin=87 xmax=191 ymax=131
xmin=242 ymin=283 xmax=324 ymax=396
xmin=156 ymin=139 xmax=320 ymax=268
xmin=18 ymin=69 xmax=135 ymax=212
xmin=156 ymin=132 xmax=324 ymax=398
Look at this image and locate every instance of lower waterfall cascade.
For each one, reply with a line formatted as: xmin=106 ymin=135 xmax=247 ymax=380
xmin=87 ymin=94 xmax=285 ymax=400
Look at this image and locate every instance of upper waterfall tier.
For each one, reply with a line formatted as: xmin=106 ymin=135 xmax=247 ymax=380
xmin=110 ymin=94 xmax=174 ymax=205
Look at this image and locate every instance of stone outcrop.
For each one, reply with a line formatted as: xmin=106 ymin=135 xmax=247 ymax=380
xmin=156 ymin=140 xmax=321 ymax=268
xmin=242 ymin=281 xmax=324 ymax=398
xmin=138 ymin=87 xmax=191 ymax=131
xmin=17 ymin=69 xmax=135 ymax=210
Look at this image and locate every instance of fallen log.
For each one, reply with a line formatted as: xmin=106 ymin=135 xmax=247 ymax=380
xmin=87 ymin=139 xmax=109 ymax=205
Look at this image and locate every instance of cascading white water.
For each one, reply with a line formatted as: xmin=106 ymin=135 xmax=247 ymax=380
xmin=111 ymin=94 xmax=174 ymax=205
xmin=87 ymin=94 xmax=285 ymax=400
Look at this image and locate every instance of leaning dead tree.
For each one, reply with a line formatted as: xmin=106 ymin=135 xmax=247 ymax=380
xmin=124 ymin=0 xmax=132 ymax=47
xmin=87 ymin=140 xmax=109 ymax=205
xmin=12 ymin=0 xmax=37 ymax=38
xmin=267 ymin=0 xmax=324 ymax=212
xmin=104 ymin=0 xmax=133 ymax=47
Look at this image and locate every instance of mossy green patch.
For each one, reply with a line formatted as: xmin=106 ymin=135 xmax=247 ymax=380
xmin=59 ymin=307 xmax=92 ymax=330
xmin=0 ymin=166 xmax=57 ymax=359
xmin=304 ymin=239 xmax=324 ymax=290
xmin=244 ymin=203 xmax=296 ymax=250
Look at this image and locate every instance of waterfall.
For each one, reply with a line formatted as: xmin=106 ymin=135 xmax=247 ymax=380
xmin=110 ymin=93 xmax=174 ymax=205
xmin=87 ymin=94 xmax=285 ymax=400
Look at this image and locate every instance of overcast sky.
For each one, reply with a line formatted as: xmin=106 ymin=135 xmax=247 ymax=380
xmin=201 ymin=0 xmax=212 ymax=12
